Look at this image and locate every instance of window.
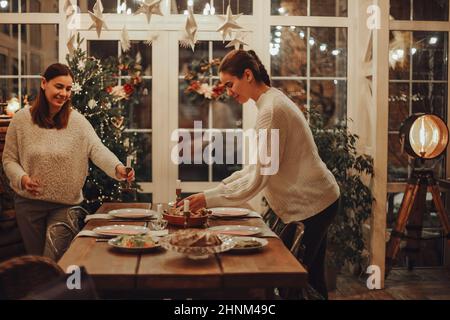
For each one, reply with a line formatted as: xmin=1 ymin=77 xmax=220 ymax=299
xmin=178 ymin=40 xmax=243 ymax=182
xmin=87 ymin=40 xmax=153 ymax=185
xmin=0 ymin=23 xmax=58 ymax=106
xmin=271 ymin=26 xmax=348 ymax=126
xmin=388 ymin=31 xmax=448 ymax=182
xmin=271 ymin=0 xmax=348 ymax=17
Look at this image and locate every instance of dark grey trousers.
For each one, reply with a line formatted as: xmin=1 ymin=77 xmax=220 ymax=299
xmin=14 ymin=194 xmax=73 ymax=260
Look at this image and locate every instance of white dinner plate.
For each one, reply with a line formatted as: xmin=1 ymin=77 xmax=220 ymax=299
xmin=210 ymin=207 xmax=251 ymax=218
xmin=93 ymin=225 xmax=150 ymax=237
xmin=230 ymin=236 xmax=268 ymax=252
xmin=108 ymin=208 xmax=156 ymax=219
xmin=207 ymin=225 xmax=262 ymax=236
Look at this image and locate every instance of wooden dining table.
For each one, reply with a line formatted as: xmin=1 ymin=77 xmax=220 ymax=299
xmin=58 ymin=203 xmax=308 ymax=299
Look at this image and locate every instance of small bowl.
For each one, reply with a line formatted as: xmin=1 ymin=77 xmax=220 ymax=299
xmin=162 ymin=213 xmax=208 ymax=227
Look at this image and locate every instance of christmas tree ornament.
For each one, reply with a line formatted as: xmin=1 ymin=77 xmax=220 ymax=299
xmin=88 ymin=0 xmax=108 ymax=38
xmin=216 ymin=4 xmax=242 ymax=42
xmin=134 ymin=0 xmax=163 ymax=24
xmin=226 ymin=32 xmax=248 ymax=50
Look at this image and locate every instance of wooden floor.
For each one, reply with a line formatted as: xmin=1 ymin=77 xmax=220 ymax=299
xmin=329 ymin=268 xmax=450 ymax=300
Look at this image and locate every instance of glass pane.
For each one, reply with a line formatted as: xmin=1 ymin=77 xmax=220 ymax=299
xmin=212 ymin=99 xmax=242 ymax=129
xmin=0 ymin=25 xmax=18 ymax=76
xmin=0 ymin=0 xmax=18 ymax=12
xmin=271 ymin=0 xmax=307 ymax=16
xmin=271 ymin=26 xmax=307 ymax=77
xmin=78 ymin=0 xmax=118 ymax=13
xmin=129 ymin=41 xmax=152 ymax=76
xmin=88 ymin=40 xmax=118 ymax=62
xmin=310 ymin=27 xmax=347 ymax=78
xmin=0 ymin=79 xmax=17 ymax=104
xmin=23 ymin=0 xmax=58 ymax=12
xmin=390 ymin=0 xmax=411 ymax=20
xmin=411 ymin=83 xmax=447 ymax=118
xmin=310 ymin=0 xmax=347 ymax=17
xmin=179 ymin=80 xmax=209 ymax=128
xmin=272 ymin=79 xmax=307 ymax=110
xmin=133 ymin=132 xmax=152 ymax=182
xmin=213 ymin=41 xmax=234 ymax=76
xmin=389 ymin=31 xmax=412 ymax=80
xmin=172 ymin=0 xmax=252 ymax=15
xmin=178 ymin=132 xmax=209 ymax=181
xmin=126 ymin=79 xmax=152 ymax=129
xmin=212 ymin=132 xmax=243 ymax=181
xmin=412 ymin=32 xmax=448 ymax=81
xmin=388 ymin=133 xmax=408 ymax=182
xmin=21 ymin=78 xmax=40 ymax=107
xmin=310 ymin=80 xmax=347 ymax=126
xmin=136 ymin=192 xmax=152 ymax=203
xmin=179 ymin=41 xmax=209 ymax=75
xmin=413 ymin=0 xmax=448 ymax=21
xmin=388 ymin=82 xmax=409 ymax=132
xmin=22 ymin=24 xmax=58 ymax=75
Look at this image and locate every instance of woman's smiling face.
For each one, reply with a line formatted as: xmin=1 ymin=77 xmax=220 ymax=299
xmin=41 ymin=75 xmax=73 ymax=114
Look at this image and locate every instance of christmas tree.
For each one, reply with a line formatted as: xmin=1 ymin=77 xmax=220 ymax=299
xmin=66 ymin=37 xmax=142 ymax=212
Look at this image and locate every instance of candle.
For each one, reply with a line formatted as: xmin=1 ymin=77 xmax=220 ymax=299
xmin=184 ymin=200 xmax=190 ymax=212
xmin=157 ymin=204 xmax=163 ymax=214
xmin=126 ymin=155 xmax=132 ymax=167
xmin=176 ymin=179 xmax=181 ymax=188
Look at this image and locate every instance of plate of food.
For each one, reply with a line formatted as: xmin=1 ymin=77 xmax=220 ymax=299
xmin=209 ymin=207 xmax=251 ymax=218
xmin=207 ymin=225 xmax=262 ymax=236
xmin=108 ymin=234 xmax=161 ymax=253
xmin=93 ymin=225 xmax=150 ymax=237
xmin=230 ymin=236 xmax=268 ymax=252
xmin=159 ymin=229 xmax=235 ymax=259
xmin=108 ymin=208 xmax=156 ymax=219
xmin=163 ymin=207 xmax=212 ymax=227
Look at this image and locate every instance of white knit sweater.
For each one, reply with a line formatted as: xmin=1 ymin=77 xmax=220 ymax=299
xmin=2 ymin=106 xmax=123 ymax=205
xmin=204 ymin=87 xmax=340 ymax=223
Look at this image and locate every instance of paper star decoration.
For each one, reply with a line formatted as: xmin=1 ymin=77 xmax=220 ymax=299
xmin=144 ymin=34 xmax=159 ymax=46
xmin=133 ymin=0 xmax=163 ymax=24
xmin=120 ymin=26 xmax=131 ymax=52
xmin=226 ymin=32 xmax=249 ymax=50
xmin=67 ymin=31 xmax=77 ymax=55
xmin=180 ymin=6 xmax=198 ymax=52
xmin=64 ymin=0 xmax=75 ymax=19
xmin=88 ymin=0 xmax=108 ymax=38
xmin=216 ymin=5 xmax=243 ymax=42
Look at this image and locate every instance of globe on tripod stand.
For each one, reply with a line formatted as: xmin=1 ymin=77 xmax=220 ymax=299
xmin=386 ymin=113 xmax=450 ymax=277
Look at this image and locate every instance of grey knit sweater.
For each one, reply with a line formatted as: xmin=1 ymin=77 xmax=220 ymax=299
xmin=2 ymin=106 xmax=123 ymax=205
xmin=204 ymin=87 xmax=340 ymax=223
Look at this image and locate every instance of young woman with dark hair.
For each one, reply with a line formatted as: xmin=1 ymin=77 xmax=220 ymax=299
xmin=2 ymin=63 xmax=135 ymax=260
xmin=179 ymin=50 xmax=340 ymax=299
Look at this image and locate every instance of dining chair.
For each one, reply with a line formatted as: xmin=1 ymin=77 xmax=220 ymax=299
xmin=66 ymin=206 xmax=90 ymax=232
xmin=0 ymin=255 xmax=65 ymax=299
xmin=46 ymin=222 xmax=78 ymax=262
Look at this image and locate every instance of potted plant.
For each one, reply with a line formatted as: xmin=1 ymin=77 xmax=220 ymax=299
xmin=307 ymin=108 xmax=374 ymax=287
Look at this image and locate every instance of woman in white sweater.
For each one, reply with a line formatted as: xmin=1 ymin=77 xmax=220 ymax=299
xmin=2 ymin=63 xmax=135 ymax=260
xmin=179 ymin=50 xmax=340 ymax=299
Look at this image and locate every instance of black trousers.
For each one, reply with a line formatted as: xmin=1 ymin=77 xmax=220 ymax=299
xmin=266 ymin=198 xmax=340 ymax=299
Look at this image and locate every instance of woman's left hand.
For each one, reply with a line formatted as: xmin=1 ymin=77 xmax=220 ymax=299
xmin=115 ymin=164 xmax=135 ymax=182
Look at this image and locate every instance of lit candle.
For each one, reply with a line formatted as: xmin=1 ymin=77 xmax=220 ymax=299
xmin=157 ymin=204 xmax=163 ymax=214
xmin=126 ymin=155 xmax=132 ymax=168
xmin=184 ymin=200 xmax=190 ymax=212
xmin=176 ymin=179 xmax=181 ymax=189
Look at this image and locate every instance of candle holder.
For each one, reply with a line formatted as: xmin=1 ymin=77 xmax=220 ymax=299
xmin=386 ymin=113 xmax=450 ymax=277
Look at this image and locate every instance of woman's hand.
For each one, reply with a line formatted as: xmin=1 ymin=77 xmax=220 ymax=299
xmin=21 ymin=175 xmax=42 ymax=196
xmin=115 ymin=164 xmax=135 ymax=182
xmin=177 ymin=193 xmax=207 ymax=212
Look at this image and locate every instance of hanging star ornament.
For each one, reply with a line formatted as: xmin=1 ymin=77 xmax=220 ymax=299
xmin=64 ymin=0 xmax=75 ymax=19
xmin=67 ymin=31 xmax=77 ymax=55
xmin=134 ymin=0 xmax=163 ymax=24
xmin=120 ymin=26 xmax=131 ymax=52
xmin=180 ymin=6 xmax=198 ymax=52
xmin=88 ymin=0 xmax=108 ymax=38
xmin=226 ymin=32 xmax=249 ymax=50
xmin=144 ymin=34 xmax=158 ymax=46
xmin=216 ymin=5 xmax=243 ymax=42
